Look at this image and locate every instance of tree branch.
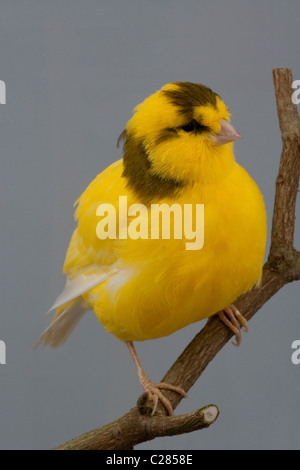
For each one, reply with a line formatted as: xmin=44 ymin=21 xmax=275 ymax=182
xmin=55 ymin=68 xmax=300 ymax=450
xmin=270 ymin=68 xmax=300 ymax=259
xmin=55 ymin=405 xmax=219 ymax=451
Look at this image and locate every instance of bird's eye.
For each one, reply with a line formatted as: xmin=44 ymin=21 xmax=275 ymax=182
xmin=180 ymin=120 xmax=208 ymax=133
xmin=181 ymin=121 xmax=196 ymax=132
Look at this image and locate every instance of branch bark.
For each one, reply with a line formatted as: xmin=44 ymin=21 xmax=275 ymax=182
xmin=55 ymin=68 xmax=300 ymax=450
xmin=270 ymin=69 xmax=300 ymax=260
xmin=55 ymin=405 xmax=219 ymax=451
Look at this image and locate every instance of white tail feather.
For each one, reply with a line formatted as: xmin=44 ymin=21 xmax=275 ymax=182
xmin=48 ymin=270 xmax=112 ymax=312
xmin=35 ymin=267 xmax=117 ymax=349
xmin=34 ymin=298 xmax=89 ymax=348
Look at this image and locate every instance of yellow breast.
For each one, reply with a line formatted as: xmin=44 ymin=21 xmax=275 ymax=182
xmin=68 ymin=158 xmax=267 ymax=342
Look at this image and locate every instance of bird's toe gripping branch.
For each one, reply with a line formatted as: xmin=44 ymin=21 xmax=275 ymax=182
xmin=218 ymin=304 xmax=248 ymax=346
xmin=140 ymin=379 xmax=188 ymax=416
xmin=126 ymin=341 xmax=188 ymax=416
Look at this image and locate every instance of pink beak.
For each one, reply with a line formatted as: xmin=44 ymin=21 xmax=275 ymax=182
xmin=214 ymin=119 xmax=241 ymax=145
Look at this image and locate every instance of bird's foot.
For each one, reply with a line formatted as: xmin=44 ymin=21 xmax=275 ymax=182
xmin=218 ymin=304 xmax=248 ymax=346
xmin=140 ymin=376 xmax=188 ymax=416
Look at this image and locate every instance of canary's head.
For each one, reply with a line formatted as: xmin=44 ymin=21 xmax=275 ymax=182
xmin=120 ymin=82 xmax=241 ymax=201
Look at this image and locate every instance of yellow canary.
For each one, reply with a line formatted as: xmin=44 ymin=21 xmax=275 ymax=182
xmin=36 ymin=82 xmax=267 ymax=415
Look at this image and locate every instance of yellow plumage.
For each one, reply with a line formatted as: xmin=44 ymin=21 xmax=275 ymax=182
xmin=36 ymin=82 xmax=267 ymax=414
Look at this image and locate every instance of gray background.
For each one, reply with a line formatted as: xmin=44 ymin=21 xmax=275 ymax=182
xmin=1 ymin=0 xmax=300 ymax=450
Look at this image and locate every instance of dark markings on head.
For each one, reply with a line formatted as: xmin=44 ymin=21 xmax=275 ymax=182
xmin=155 ymin=128 xmax=178 ymax=145
xmin=162 ymin=82 xmax=219 ymax=116
xmin=153 ymin=82 xmax=218 ymax=146
xmin=118 ymin=83 xmax=218 ymax=201
xmin=119 ymin=130 xmax=185 ymax=203
xmin=155 ymin=120 xmax=210 ymax=146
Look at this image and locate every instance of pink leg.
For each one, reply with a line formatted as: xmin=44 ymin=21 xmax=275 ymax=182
xmin=126 ymin=341 xmax=188 ymax=416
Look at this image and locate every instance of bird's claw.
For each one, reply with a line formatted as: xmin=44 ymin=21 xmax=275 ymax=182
xmin=218 ymin=304 xmax=248 ymax=347
xmin=142 ymin=381 xmax=188 ymax=416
